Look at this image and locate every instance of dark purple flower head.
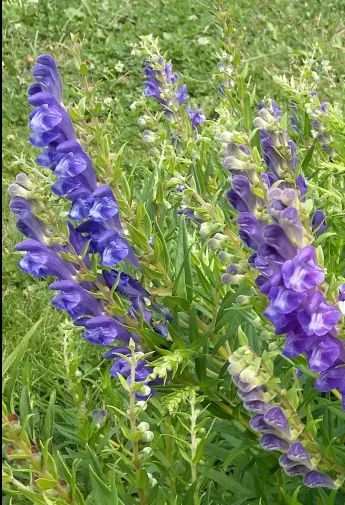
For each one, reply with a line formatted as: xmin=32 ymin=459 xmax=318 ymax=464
xmin=297 ymin=290 xmax=340 ymax=336
xmin=260 ymin=434 xmax=289 ymax=452
xmin=95 ymin=230 xmax=140 ymax=268
xmin=268 ymin=286 xmax=307 ymax=315
xmin=103 ymin=270 xmax=149 ymax=299
xmin=83 ymin=315 xmax=132 ymax=346
xmin=282 ymin=246 xmax=325 ymax=292
xmin=315 ymin=365 xmax=345 ymax=394
xmin=50 ymin=280 xmax=102 ymax=320
xmin=295 ymin=174 xmax=307 ymax=199
xmin=261 ymin=225 xmax=297 ymax=260
xmin=15 ymin=240 xmax=74 ymax=279
xmin=28 ymin=95 xmax=75 ymax=147
xmin=312 ymin=210 xmax=327 ymax=237
xmin=176 ymin=85 xmax=189 ymax=105
xmin=287 ymin=442 xmax=311 ymax=465
xmin=304 ymin=471 xmax=336 ymax=489
xmin=307 ymin=335 xmax=344 ymax=372
xmin=10 ymin=197 xmax=49 ymax=243
xmin=186 ymin=106 xmax=206 ymax=129
xmin=31 ymin=54 xmax=63 ymax=103
xmin=263 ymin=407 xmax=292 ymax=439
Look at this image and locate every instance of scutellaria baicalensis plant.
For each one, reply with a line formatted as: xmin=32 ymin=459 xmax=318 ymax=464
xmin=4 ymin=30 xmax=345 ymax=505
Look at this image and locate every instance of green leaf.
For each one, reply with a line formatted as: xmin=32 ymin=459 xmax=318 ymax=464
xmin=301 ymin=140 xmax=316 ymax=171
xmin=89 ymin=465 xmax=115 ymax=505
xmin=35 ymin=478 xmax=58 ymax=491
xmin=19 ymin=386 xmax=33 ymax=438
xmin=43 ymin=390 xmax=56 ymax=442
xmin=2 ymin=318 xmax=42 ymax=378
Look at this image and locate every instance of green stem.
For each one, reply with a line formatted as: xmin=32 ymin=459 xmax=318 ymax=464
xmin=129 ymin=353 xmax=147 ymax=505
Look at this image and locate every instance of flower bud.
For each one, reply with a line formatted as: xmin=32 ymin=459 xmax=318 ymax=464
xmin=221 ymin=273 xmax=245 ymax=285
xmin=139 ymin=385 xmax=151 ymax=397
xmin=8 ymin=183 xmax=32 ymax=198
xmin=200 ymin=222 xmax=220 ymax=238
xmin=137 ymin=422 xmax=150 ymax=432
xmin=16 ymin=173 xmax=33 ymax=190
xmin=213 ymin=233 xmax=227 ymax=243
xmin=236 ymin=295 xmax=251 ymax=306
xmin=218 ymin=251 xmax=234 ymax=264
xmin=136 ymin=401 xmax=147 ymax=411
xmin=147 ymin=473 xmax=157 ymax=486
xmin=137 ymin=117 xmax=146 ymax=127
xmin=142 ymin=130 xmax=156 ymax=143
xmin=219 ymin=131 xmax=233 ymax=143
xmin=142 ymin=446 xmax=152 ymax=456
xmin=207 ymin=238 xmax=220 ymax=250
xmin=226 ymin=264 xmax=238 ymax=275
xmin=142 ymin=430 xmax=154 ymax=442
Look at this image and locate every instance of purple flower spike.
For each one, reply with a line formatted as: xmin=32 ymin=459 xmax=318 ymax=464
xmin=176 ymin=85 xmax=189 ymax=105
xmin=88 ymin=186 xmax=120 ymax=224
xmin=282 ymin=246 xmax=325 ymax=292
xmin=260 ymin=434 xmax=289 ymax=452
xmin=186 ymin=106 xmax=206 ymax=129
xmin=303 ymin=471 xmax=336 ymax=489
xmin=96 ymin=230 xmax=130 ymax=267
xmin=110 ymin=355 xmax=131 ymax=378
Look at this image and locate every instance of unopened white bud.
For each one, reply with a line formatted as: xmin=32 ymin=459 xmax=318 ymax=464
xmin=236 ymin=295 xmax=251 ymax=306
xmin=142 ymin=446 xmax=152 ymax=455
xmin=139 ymin=385 xmax=151 ymax=396
xmin=143 ymin=130 xmax=156 ymax=143
xmin=136 ymin=401 xmax=147 ymax=410
xmin=130 ymin=101 xmax=137 ymax=110
xmin=142 ymin=430 xmax=154 ymax=442
xmin=75 ymin=370 xmax=82 ymax=378
xmin=219 ymin=131 xmax=233 ymax=143
xmin=137 ymin=117 xmax=146 ymax=127
xmin=8 ymin=183 xmax=32 ymax=198
xmin=16 ymin=173 xmax=33 ymax=190
xmin=137 ymin=422 xmax=150 ymax=432
xmin=207 ymin=238 xmax=220 ymax=250
xmin=213 ymin=233 xmax=227 ymax=243
xmin=218 ymin=251 xmax=234 ymax=264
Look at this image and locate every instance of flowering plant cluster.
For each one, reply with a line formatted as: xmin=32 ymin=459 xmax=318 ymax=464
xmin=8 ymin=54 xmax=171 ymax=400
xmin=3 ymin=30 xmax=345 ymax=505
xmin=223 ymin=99 xmax=345 ymax=407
